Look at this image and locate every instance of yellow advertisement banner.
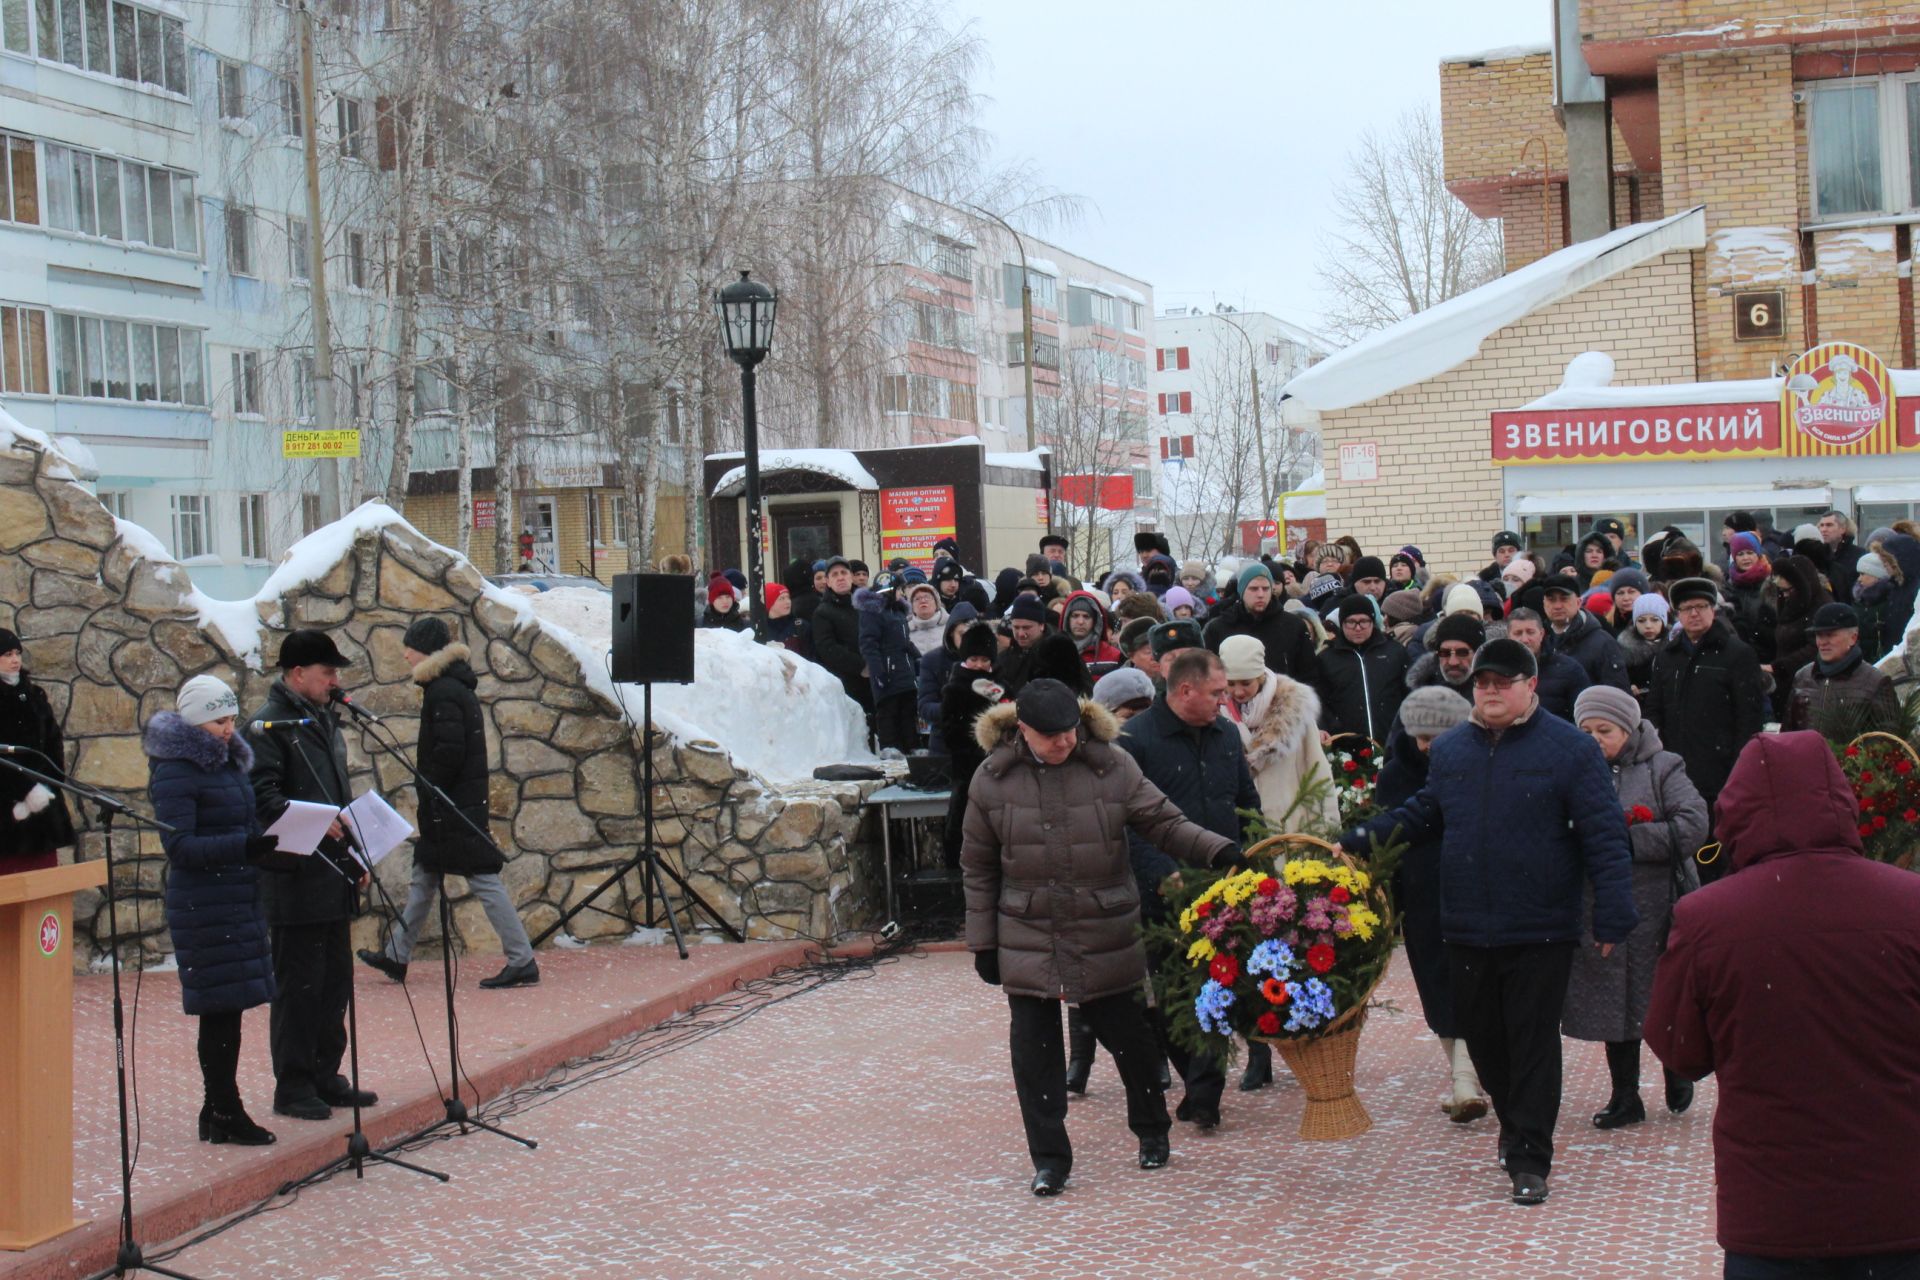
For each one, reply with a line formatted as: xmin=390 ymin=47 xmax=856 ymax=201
xmin=282 ymin=429 xmax=361 ymax=459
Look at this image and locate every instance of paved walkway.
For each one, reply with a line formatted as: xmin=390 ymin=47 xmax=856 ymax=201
xmin=126 ymin=948 xmax=1721 ymax=1279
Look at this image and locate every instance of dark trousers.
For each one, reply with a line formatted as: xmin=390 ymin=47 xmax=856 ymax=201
xmin=196 ymin=1010 xmax=244 ymax=1110
xmin=1144 ymin=937 xmax=1225 ymax=1114
xmin=872 ymin=691 xmax=917 ymax=752
xmin=1725 ymin=1253 xmax=1920 ymax=1280
xmin=1449 ymin=941 xmax=1574 ymax=1178
xmin=270 ymin=919 xmax=352 ymax=1101
xmin=1008 ymin=991 xmax=1169 ymax=1175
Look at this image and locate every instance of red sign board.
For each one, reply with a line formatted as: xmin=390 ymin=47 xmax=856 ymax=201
xmin=1490 ymin=402 xmax=1782 ymax=465
xmin=1035 ymin=489 xmax=1049 ymax=527
xmin=1781 ymin=341 xmax=1898 ymax=456
xmin=473 ymin=498 xmax=497 ymax=529
xmin=1056 ymin=474 xmax=1136 ymax=511
xmin=879 ymin=485 xmax=957 ymax=568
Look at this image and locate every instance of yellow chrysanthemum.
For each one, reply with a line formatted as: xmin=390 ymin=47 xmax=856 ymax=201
xmin=1186 ymin=937 xmax=1217 ymax=965
xmin=1178 ymin=907 xmax=1197 ymax=934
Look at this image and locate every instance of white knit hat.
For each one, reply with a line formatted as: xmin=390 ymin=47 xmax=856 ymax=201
xmin=1218 ymin=633 xmax=1267 ymax=681
xmin=1442 ymin=583 xmax=1485 ymax=618
xmin=176 ymin=674 xmax=239 ymax=726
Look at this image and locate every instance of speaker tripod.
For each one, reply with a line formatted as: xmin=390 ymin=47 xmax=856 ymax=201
xmin=531 ymin=683 xmax=740 ymax=958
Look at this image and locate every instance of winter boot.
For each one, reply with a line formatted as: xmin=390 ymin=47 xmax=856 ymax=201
xmin=1238 ymin=1041 xmax=1273 ymax=1091
xmin=1663 ymin=1066 xmax=1695 ymax=1115
xmin=1445 ymin=1038 xmax=1488 ymax=1123
xmin=1593 ymin=1039 xmax=1647 ymax=1129
xmin=1065 ymin=1007 xmax=1095 ymax=1096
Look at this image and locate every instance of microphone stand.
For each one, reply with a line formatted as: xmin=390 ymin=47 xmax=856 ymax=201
xmin=0 ymin=755 xmax=195 ymax=1280
xmin=272 ymin=728 xmax=447 ymax=1193
xmin=340 ymin=706 xmax=535 ymax=1154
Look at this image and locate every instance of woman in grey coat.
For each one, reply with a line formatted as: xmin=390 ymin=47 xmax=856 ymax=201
xmin=1565 ymin=684 xmax=1708 ymax=1130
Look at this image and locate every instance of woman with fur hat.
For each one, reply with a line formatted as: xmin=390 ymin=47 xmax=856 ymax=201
xmin=1378 ymin=685 xmax=1487 ymax=1123
xmin=1564 ymin=685 xmax=1708 ymax=1129
xmin=147 ymin=674 xmax=281 ymax=1144
xmin=0 ymin=628 xmax=76 ymax=874
xmin=1218 ymin=634 xmax=1340 ymax=833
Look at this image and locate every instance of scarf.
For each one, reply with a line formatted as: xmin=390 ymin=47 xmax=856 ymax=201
xmin=1225 ymin=673 xmax=1282 ymax=769
xmin=1815 ymin=645 xmax=1864 ymax=678
xmin=0 ymin=671 xmax=17 ymax=686
xmin=905 ymin=607 xmax=948 ymax=657
xmin=1729 ymin=559 xmax=1771 ymax=588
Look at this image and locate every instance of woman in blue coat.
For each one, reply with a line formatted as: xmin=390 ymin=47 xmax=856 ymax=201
xmin=147 ymin=675 xmax=281 ymax=1146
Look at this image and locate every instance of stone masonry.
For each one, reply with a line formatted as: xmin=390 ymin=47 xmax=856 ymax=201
xmin=0 ymin=429 xmax=882 ymax=970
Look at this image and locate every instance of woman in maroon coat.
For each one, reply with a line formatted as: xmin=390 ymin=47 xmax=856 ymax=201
xmin=1647 ymin=732 xmax=1920 ymax=1278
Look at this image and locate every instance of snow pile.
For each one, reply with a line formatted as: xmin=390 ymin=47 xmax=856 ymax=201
xmin=1440 ymin=42 xmax=1550 ymax=63
xmin=1558 ymin=351 xmax=1616 ymax=389
xmin=1815 ymin=227 xmax=1897 ymax=280
xmin=524 ymin=588 xmax=875 ymax=784
xmin=1524 ymin=357 xmax=1779 ymax=411
xmin=0 ymin=405 xmax=97 ymax=478
xmin=1709 ymin=227 xmax=1799 ymax=285
xmin=709 ymin=448 xmax=879 ymax=497
xmin=984 ymin=446 xmax=1049 ymax=472
xmin=1284 ymin=206 xmax=1707 ymax=412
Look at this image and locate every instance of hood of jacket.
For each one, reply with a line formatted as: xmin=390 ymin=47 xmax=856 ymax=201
xmin=1061 ymin=589 xmax=1109 ymax=635
xmin=411 ymin=643 xmax=476 ymax=688
xmin=143 ymin=710 xmax=254 ymax=772
xmin=940 ymin=602 xmax=980 ymax=654
xmin=1103 ymin=569 xmax=1148 ymax=595
xmin=1881 ymin=532 xmax=1920 ymax=582
xmin=782 ymin=558 xmax=816 ymax=597
xmin=1714 ymin=731 xmax=1863 ymax=871
xmin=1613 ymin=718 xmax=1666 ymax=766
xmin=853 ymin=586 xmax=900 ymax=615
xmin=973 ymin=695 xmax=1120 ymax=761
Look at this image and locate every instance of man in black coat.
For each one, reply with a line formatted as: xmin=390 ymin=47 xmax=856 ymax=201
xmin=1118 ymin=647 xmax=1260 ymax=1130
xmin=1819 ymin=511 xmax=1866 ymax=605
xmin=358 ymin=618 xmax=537 ymax=992
xmin=1643 ymin=578 xmax=1767 ymax=882
xmin=1506 ymin=609 xmax=1589 ymax=720
xmin=1202 ymin=562 xmax=1318 ymax=683
xmin=246 ymin=629 xmax=377 ymax=1121
xmin=1540 ymin=579 xmax=1630 ymax=690
xmin=1477 ymin=530 xmax=1524 ymax=584
xmin=1314 ymin=596 xmax=1411 ymax=743
xmin=993 ymin=595 xmax=1053 ymax=698
xmin=809 ymin=557 xmax=870 ymax=712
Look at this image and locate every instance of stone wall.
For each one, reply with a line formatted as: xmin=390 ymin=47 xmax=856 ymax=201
xmin=0 ymin=430 xmax=882 ymax=969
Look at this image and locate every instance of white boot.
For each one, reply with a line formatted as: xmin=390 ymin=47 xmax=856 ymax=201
xmin=1448 ymin=1037 xmax=1488 ymax=1123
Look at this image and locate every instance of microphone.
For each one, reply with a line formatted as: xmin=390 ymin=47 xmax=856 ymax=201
xmin=0 ymin=744 xmax=26 ymax=754
xmin=250 ymin=718 xmax=316 ymax=731
xmin=329 ymin=688 xmax=381 ymax=723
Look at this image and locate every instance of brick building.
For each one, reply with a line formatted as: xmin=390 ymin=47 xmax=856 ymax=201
xmin=1286 ymin=2 xmax=1920 ymax=573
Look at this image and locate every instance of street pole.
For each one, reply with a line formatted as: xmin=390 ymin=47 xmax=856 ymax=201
xmin=740 ymin=367 xmax=765 ymax=640
xmin=1216 ymin=311 xmax=1268 ymax=556
xmin=968 ymin=205 xmax=1041 ymax=533
xmin=297 ymin=2 xmax=341 ymax=523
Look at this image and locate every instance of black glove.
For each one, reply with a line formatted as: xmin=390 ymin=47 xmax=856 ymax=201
xmin=244 ymin=835 xmax=304 ymax=871
xmin=974 ymin=950 xmax=1001 ymax=986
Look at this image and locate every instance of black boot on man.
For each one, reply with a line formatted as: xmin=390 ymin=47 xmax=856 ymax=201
xmin=1065 ymin=1007 xmax=1095 ymax=1096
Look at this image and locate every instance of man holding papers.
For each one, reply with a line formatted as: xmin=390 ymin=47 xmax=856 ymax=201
xmin=358 ymin=618 xmax=539 ymax=990
xmin=247 ymin=629 xmax=379 ymax=1122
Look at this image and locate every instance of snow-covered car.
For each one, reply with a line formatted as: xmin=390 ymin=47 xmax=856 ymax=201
xmin=485 ymin=573 xmax=611 ymax=595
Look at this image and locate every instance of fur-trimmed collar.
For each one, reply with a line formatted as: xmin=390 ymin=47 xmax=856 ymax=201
xmin=143 ymin=711 xmax=254 ymax=772
xmin=411 ymin=643 xmax=473 ymax=686
xmin=973 ymin=696 xmax=1119 ymax=763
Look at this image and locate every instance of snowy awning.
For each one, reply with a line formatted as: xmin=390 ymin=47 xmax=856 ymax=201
xmin=710 ymin=448 xmax=880 ymax=498
xmin=1283 ymin=207 xmax=1707 ymax=412
xmin=1283 ymin=491 xmax=1325 ymax=520
xmin=1512 ymin=485 xmax=1832 ymax=515
xmin=1853 ymin=482 xmax=1920 ymax=503
xmin=985 ymin=447 xmax=1049 ymax=472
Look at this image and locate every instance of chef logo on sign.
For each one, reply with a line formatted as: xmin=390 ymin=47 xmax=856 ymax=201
xmin=1784 ymin=344 xmax=1892 ymax=447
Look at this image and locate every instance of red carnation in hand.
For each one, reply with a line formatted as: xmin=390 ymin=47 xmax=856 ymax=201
xmin=1256 ymin=1011 xmax=1282 ymax=1036
xmin=1210 ymin=953 xmax=1240 ymax=985
xmin=1351 ymin=777 xmax=1367 ymax=789
xmin=1306 ymin=944 xmax=1336 ymax=974
xmin=1329 ymin=885 xmax=1351 ymax=905
xmin=1195 ymin=901 xmax=1214 ymax=919
xmin=1256 ymin=877 xmax=1280 ymax=897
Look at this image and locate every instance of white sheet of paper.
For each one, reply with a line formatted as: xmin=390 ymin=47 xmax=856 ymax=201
xmin=264 ymin=799 xmax=340 ymax=854
xmin=340 ymin=790 xmax=414 ymax=868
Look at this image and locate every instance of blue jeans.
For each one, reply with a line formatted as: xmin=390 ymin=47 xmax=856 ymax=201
xmin=1726 ymin=1252 xmax=1920 ymax=1280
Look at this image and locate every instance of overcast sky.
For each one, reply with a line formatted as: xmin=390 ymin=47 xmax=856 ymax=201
xmin=953 ymin=0 xmax=1551 ymax=340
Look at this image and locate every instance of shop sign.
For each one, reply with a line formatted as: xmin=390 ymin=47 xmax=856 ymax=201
xmin=1338 ymin=442 xmax=1379 ymax=482
xmin=1491 ymin=403 xmax=1780 ymax=464
xmin=879 ymin=485 xmax=956 ymax=568
xmin=1781 ymin=342 xmax=1897 ymax=455
xmin=472 ymin=498 xmax=496 ymax=529
xmin=281 ymin=429 xmax=361 ymax=459
xmin=533 ymin=463 xmax=605 ymax=488
xmin=1036 ymin=489 xmax=1049 ymax=527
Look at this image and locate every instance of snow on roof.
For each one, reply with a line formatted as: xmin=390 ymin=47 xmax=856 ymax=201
xmin=1067 ymin=277 xmax=1114 ymax=296
xmin=1024 ymin=257 xmax=1060 ymax=277
xmin=709 ymin=448 xmax=880 ymax=497
xmin=1283 ymin=207 xmax=1707 ymax=412
xmin=1110 ymin=283 xmax=1147 ymax=306
xmin=1284 ymin=492 xmax=1325 ymax=519
xmin=984 ymin=447 xmax=1049 ymax=472
xmin=1440 ymin=42 xmax=1551 ymax=64
xmin=1517 ymin=355 xmax=1920 ymax=413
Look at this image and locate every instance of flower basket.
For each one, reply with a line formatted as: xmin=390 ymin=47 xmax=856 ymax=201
xmin=1324 ymin=735 xmax=1384 ymax=826
xmin=1148 ymin=832 xmax=1397 ymax=1142
xmin=1837 ymin=732 xmax=1920 ymax=869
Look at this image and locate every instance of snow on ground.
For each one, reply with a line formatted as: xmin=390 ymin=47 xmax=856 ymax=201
xmin=525 ymin=587 xmax=875 ymax=784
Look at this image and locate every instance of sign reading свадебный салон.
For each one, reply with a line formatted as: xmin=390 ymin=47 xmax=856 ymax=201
xmin=1490 ymin=342 xmax=1914 ymax=466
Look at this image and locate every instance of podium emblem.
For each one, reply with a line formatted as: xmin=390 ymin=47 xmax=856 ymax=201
xmin=37 ymin=911 xmax=60 ymax=957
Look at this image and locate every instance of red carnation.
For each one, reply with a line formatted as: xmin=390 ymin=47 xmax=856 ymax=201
xmin=1358 ymin=748 xmax=1372 ymax=759
xmin=1847 ymin=745 xmax=1862 ymax=758
xmin=1351 ymin=777 xmax=1367 ymax=789
xmin=1861 ymin=823 xmax=1875 ymax=837
xmin=1256 ymin=1011 xmax=1282 ymax=1036
xmin=1329 ymin=885 xmax=1351 ymax=905
xmin=1306 ymin=944 xmax=1336 ymax=974
xmin=1210 ymin=953 xmax=1240 ymax=985
xmin=1862 ymin=771 xmax=1877 ymax=784
xmin=1874 ymin=815 xmax=1889 ymax=830
xmin=1342 ymin=759 xmax=1358 ymax=773
xmin=1899 ymin=760 xmax=1914 ymax=775
xmin=1905 ymin=809 xmax=1918 ymax=822
xmin=1256 ymin=877 xmax=1280 ymax=897
xmin=1195 ymin=901 xmax=1213 ymax=919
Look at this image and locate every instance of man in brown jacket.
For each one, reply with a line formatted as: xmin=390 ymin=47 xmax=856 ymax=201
xmin=1783 ymin=602 xmax=1899 ymax=734
xmin=962 ymin=678 xmax=1238 ymax=1197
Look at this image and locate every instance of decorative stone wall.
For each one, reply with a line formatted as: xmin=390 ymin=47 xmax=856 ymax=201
xmin=0 ymin=430 xmax=883 ymax=969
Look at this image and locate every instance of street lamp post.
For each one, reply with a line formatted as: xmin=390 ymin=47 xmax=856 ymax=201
xmin=715 ymin=270 xmax=778 ymax=639
xmin=969 ymin=205 xmax=1037 ymax=454
xmin=1213 ymin=311 xmax=1268 ymax=555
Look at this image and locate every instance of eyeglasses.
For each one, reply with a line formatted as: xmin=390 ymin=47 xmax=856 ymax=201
xmin=1471 ymin=672 xmax=1525 ymax=690
xmin=1675 ymin=601 xmax=1714 ymax=615
xmin=1437 ymin=646 xmax=1474 ymax=660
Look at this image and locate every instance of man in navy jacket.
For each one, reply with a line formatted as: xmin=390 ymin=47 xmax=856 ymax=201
xmin=1342 ymin=638 xmax=1636 ymax=1207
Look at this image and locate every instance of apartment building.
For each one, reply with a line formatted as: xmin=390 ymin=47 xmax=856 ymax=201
xmin=1286 ymin=0 xmax=1920 ymax=573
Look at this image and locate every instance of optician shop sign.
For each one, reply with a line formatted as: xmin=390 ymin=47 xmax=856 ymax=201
xmin=1491 ymin=342 xmax=1912 ymax=466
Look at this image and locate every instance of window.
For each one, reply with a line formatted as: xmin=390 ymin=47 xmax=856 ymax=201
xmin=281 ymin=76 xmax=303 ymax=139
xmin=292 ymin=352 xmax=314 ymax=420
xmin=1123 ymin=300 xmax=1144 ymax=331
xmin=1 ymin=303 xmax=51 ymax=394
xmin=908 ymin=373 xmax=944 ymax=417
xmin=217 ymin=59 xmax=246 ymax=120
xmin=3 ymin=0 xmax=27 ymax=52
xmin=238 ymin=493 xmax=268 ymax=560
xmin=600 ymin=493 xmax=626 ymax=545
xmin=1116 ymin=410 xmax=1147 ymax=441
xmin=288 ymin=215 xmax=309 ymax=280
xmin=170 ymin=494 xmax=208 ymax=558
xmin=879 ymin=372 xmax=909 ymax=415
xmin=1000 ymin=263 xmax=1057 ymax=310
xmin=52 ymin=312 xmax=203 ymax=404
xmin=301 ymin=492 xmax=321 ymax=536
xmin=2 ymin=133 xmax=38 ymax=226
xmin=29 ymin=0 xmax=184 ymax=93
xmin=224 ymin=204 xmax=252 ymax=275
xmin=230 ymin=349 xmax=261 ymax=413
xmin=1159 ymin=391 xmax=1192 ymax=416
xmin=414 ymin=357 xmax=455 ymax=415
xmin=336 ymin=96 xmax=364 ymax=160
xmin=344 ymin=358 xmax=367 ymax=420
xmin=98 ymin=490 xmax=129 ymax=518
xmin=346 ymin=229 xmax=367 ymax=289
xmin=1132 ymin=465 xmax=1154 ymax=501
xmin=41 ymin=144 xmax=195 ymax=252
xmin=1810 ymin=82 xmax=1883 ymax=217
xmin=1007 ymin=332 xmax=1059 ymax=370
xmin=948 ymin=382 xmax=977 ymax=424
xmin=932 ymin=238 xmax=971 ymax=280
xmin=1067 ymin=288 xmax=1123 ymax=328
xmin=1157 ymin=346 xmax=1189 ymax=371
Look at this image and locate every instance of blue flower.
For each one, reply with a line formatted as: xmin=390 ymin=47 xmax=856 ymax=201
xmin=1195 ymin=978 xmax=1237 ymax=1035
xmin=1247 ymin=940 xmax=1295 ymax=977
xmin=1283 ymin=978 xmax=1339 ymax=1032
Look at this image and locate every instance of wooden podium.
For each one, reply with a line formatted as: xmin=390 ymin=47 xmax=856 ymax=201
xmin=0 ymin=860 xmax=107 ymax=1251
